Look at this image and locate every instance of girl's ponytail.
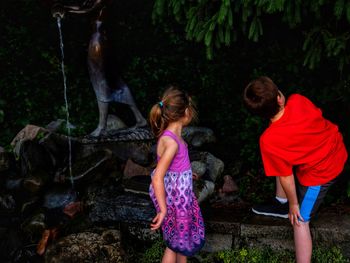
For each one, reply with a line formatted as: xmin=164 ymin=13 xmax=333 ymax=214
xmin=149 ymin=102 xmax=167 ymax=138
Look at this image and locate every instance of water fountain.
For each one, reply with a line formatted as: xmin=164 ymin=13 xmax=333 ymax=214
xmin=56 ymin=16 xmax=74 ymax=188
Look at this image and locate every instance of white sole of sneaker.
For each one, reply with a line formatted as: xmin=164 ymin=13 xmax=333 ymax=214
xmin=251 ymin=208 xmax=289 ymax=219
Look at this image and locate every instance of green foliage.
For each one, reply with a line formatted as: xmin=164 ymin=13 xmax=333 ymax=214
xmin=153 ymin=0 xmax=350 ymax=69
xmin=303 ymin=28 xmax=350 ymax=70
xmin=135 ymin=242 xmax=350 ymax=263
xmin=198 ymin=246 xmax=349 ymax=263
xmin=214 ymin=247 xmax=294 ymax=263
xmin=312 ymin=247 xmax=349 ymax=263
xmin=140 ymin=238 xmax=165 ymax=263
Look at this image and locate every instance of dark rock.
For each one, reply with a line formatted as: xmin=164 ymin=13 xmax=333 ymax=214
xmin=0 ymin=228 xmax=25 ymax=263
xmin=121 ymin=222 xmax=160 ymax=243
xmin=21 ymin=213 xmax=46 ymax=241
xmin=43 ymin=186 xmax=78 ymax=210
xmin=11 ymin=125 xmax=49 ymax=157
xmin=39 ymin=131 xmax=77 ymax=171
xmin=18 ymin=140 xmax=53 ymax=188
xmin=0 ymin=151 xmax=12 ymax=172
xmin=196 ymin=180 xmax=215 ymax=203
xmin=46 ymin=119 xmax=76 ymax=132
xmin=86 ymin=186 xmax=155 ymax=224
xmin=0 ymin=194 xmax=16 ymax=213
xmin=58 ymin=149 xmax=121 ymax=183
xmin=23 ymin=176 xmax=44 ymax=193
xmin=78 ymin=140 xmax=153 ymax=167
xmin=45 ymin=230 xmax=125 ymax=263
xmin=182 ymin=126 xmax=216 ymax=148
xmin=124 ymin=175 xmax=151 ymax=195
xmin=5 ymin=178 xmax=23 ymax=191
xmin=106 ymin=114 xmax=127 ymax=131
xmin=191 ymin=161 xmax=206 ymax=178
xmin=21 ymin=197 xmax=39 ymax=215
xmin=190 ymin=152 xmax=224 ymax=182
xmin=222 ymin=175 xmax=239 ymax=193
xmin=123 ymin=158 xmax=150 ymax=180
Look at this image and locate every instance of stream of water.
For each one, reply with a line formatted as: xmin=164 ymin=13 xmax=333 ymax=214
xmin=56 ymin=17 xmax=74 ymax=188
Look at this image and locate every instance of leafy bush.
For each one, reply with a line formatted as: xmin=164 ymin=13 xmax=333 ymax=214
xmin=140 ymin=238 xmax=165 ymax=263
xmin=197 ymin=246 xmax=349 ymax=263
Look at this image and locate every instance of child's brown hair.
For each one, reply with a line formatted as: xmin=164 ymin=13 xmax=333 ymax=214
xmin=243 ymin=76 xmax=280 ymax=119
xmin=149 ymin=85 xmax=197 ymax=137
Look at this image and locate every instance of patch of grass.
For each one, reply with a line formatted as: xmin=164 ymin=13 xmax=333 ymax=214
xmin=140 ymin=238 xmax=165 ymax=263
xmin=138 ymin=245 xmax=349 ymax=263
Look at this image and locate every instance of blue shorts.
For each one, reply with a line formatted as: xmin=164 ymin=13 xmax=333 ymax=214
xmin=297 ymin=178 xmax=336 ymax=222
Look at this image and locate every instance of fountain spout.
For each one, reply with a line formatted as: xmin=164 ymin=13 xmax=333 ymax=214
xmin=51 ymin=2 xmax=65 ymax=19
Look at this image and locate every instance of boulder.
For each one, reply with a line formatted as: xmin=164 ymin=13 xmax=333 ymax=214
xmin=11 ymin=125 xmax=50 ymax=158
xmin=46 ymin=119 xmax=76 ymax=133
xmin=182 ymin=126 xmax=215 ymax=148
xmin=222 ymin=175 xmax=239 ymax=193
xmin=45 ymin=230 xmax=125 ymax=263
xmin=0 ymin=151 xmax=12 ymax=172
xmin=86 ymin=185 xmax=154 ymax=224
xmin=190 ymin=152 xmax=224 ymax=182
xmin=191 ymin=161 xmax=206 ymax=179
xmin=196 ymin=180 xmax=215 ymax=203
xmin=106 ymin=114 xmax=127 ymax=131
xmin=123 ymin=159 xmax=151 ymax=180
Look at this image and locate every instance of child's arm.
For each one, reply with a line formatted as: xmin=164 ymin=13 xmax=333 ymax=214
xmin=279 ymin=174 xmax=304 ymax=226
xmin=150 ymin=137 xmax=178 ymax=231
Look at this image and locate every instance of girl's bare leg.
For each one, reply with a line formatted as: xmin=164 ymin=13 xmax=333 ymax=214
xmin=162 ymin=247 xmax=176 ymax=263
xmin=176 ymin=253 xmax=187 ymax=263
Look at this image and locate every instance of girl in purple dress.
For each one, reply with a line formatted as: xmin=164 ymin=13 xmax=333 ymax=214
xmin=149 ymin=86 xmax=205 ymax=262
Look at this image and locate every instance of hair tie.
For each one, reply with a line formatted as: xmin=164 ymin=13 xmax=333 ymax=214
xmin=158 ymin=101 xmax=164 ymax=108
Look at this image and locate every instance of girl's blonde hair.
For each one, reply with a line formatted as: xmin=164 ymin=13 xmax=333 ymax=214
xmin=149 ymin=85 xmax=197 ymax=138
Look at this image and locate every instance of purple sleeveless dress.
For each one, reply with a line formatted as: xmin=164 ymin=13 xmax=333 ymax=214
xmin=149 ymin=130 xmax=205 ymax=256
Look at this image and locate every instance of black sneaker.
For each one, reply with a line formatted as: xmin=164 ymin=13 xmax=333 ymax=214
xmin=252 ymin=198 xmax=289 ymax=219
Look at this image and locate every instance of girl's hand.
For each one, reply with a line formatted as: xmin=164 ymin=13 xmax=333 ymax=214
xmin=192 ymin=172 xmax=200 ymax=181
xmin=288 ymin=203 xmax=304 ymax=226
xmin=150 ymin=211 xmax=166 ymax=231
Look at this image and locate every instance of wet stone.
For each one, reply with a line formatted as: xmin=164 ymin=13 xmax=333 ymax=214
xmin=43 ymin=186 xmax=78 ymax=209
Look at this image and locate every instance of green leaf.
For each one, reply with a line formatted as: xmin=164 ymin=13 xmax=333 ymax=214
xmin=209 ymin=21 xmax=216 ymax=31
xmin=218 ymin=25 xmax=224 ymax=43
xmin=206 ymin=45 xmax=213 ymax=60
xmin=195 ymin=29 xmax=206 ymax=42
xmin=225 ymin=25 xmax=231 ymax=45
xmin=346 ymin=1 xmax=350 ymax=22
xmin=0 ymin=110 xmax=4 ymax=123
xmin=218 ymin=3 xmax=228 ymax=24
xmin=187 ymin=16 xmax=197 ymax=32
xmin=204 ymin=30 xmax=213 ymax=46
xmin=248 ymin=17 xmax=257 ymax=40
xmin=334 ymin=0 xmax=344 ymax=19
xmin=228 ymin=9 xmax=233 ymax=27
xmin=215 ymin=35 xmax=221 ymax=48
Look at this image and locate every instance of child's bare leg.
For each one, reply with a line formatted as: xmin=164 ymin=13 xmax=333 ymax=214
xmin=276 ymin=176 xmax=288 ymax=199
xmin=162 ymin=247 xmax=176 ymax=263
xmin=293 ymin=222 xmax=312 ymax=263
xmin=176 ymin=253 xmax=187 ymax=263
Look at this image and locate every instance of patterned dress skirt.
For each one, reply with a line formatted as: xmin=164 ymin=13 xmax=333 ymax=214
xmin=149 ymin=169 xmax=205 ymax=256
